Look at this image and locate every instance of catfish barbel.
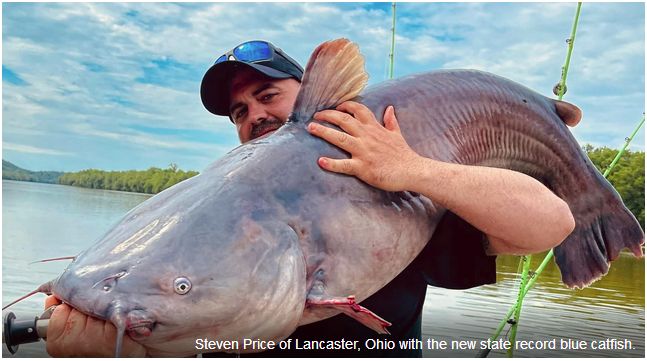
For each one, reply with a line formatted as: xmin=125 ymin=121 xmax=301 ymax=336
xmin=4 ymin=39 xmax=643 ymax=356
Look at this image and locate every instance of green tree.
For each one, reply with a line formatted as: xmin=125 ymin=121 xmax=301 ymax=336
xmin=584 ymin=145 xmax=644 ymax=228
xmin=58 ymin=165 xmax=199 ymax=195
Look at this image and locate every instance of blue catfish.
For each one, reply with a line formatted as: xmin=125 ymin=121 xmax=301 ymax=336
xmin=5 ymin=39 xmax=643 ymax=356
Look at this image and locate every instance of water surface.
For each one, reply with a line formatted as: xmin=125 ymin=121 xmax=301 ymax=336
xmin=2 ymin=180 xmax=644 ymax=357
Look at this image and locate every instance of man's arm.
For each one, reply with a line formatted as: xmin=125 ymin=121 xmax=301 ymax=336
xmin=307 ymin=101 xmax=575 ymax=255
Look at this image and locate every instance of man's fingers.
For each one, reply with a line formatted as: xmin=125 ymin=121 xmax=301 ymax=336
xmin=66 ymin=308 xmax=91 ymax=339
xmin=122 ymin=335 xmax=148 ymax=357
xmin=313 ymin=109 xmax=361 ymax=135
xmin=384 ymin=105 xmax=401 ymax=132
xmin=47 ymin=303 xmax=73 ymax=342
xmin=46 ymin=302 xmax=146 ymax=357
xmin=307 ymin=122 xmax=359 ymax=153
xmin=45 ymin=295 xmax=62 ymax=308
xmin=88 ymin=317 xmax=124 ymax=356
xmin=318 ymin=157 xmax=357 ymax=175
xmin=336 ymin=101 xmax=375 ymax=124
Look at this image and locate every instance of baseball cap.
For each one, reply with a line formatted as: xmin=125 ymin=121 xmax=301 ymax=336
xmin=200 ymin=40 xmax=304 ymax=117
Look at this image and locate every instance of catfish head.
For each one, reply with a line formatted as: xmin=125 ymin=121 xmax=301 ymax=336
xmin=50 ymin=173 xmax=307 ymax=356
xmin=4 ymin=38 xmax=380 ymax=356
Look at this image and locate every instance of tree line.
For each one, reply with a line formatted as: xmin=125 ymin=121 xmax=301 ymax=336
xmin=584 ymin=145 xmax=644 ymax=228
xmin=57 ymin=164 xmax=198 ymax=194
xmin=4 ymin=145 xmax=645 ymax=227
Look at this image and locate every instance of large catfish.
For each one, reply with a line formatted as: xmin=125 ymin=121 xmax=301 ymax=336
xmin=5 ymin=39 xmax=643 ymax=356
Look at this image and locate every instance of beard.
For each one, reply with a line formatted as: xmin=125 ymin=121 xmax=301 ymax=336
xmin=250 ymin=118 xmax=285 ymax=140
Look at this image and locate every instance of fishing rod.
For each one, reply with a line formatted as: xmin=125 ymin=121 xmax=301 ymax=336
xmin=388 ymin=2 xmax=396 ymax=79
xmin=499 ymin=4 xmax=583 ymax=356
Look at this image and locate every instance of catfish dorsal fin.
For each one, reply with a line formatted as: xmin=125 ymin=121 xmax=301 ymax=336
xmin=292 ymin=38 xmax=368 ymax=119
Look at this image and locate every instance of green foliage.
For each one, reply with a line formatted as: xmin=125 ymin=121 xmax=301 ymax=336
xmin=584 ymin=144 xmax=645 ymax=228
xmin=2 ymin=160 xmax=63 ymax=183
xmin=58 ymin=164 xmax=199 ymax=194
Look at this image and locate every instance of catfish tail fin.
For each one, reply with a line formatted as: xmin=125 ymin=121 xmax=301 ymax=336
xmin=554 ymin=175 xmax=643 ymax=288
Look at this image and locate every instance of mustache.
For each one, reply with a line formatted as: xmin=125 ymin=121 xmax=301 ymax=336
xmin=250 ymin=118 xmax=284 ymax=140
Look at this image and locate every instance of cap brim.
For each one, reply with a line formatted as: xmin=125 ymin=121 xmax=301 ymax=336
xmin=200 ymin=61 xmax=293 ymax=116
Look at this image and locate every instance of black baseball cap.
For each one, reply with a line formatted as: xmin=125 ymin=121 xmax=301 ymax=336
xmin=200 ymin=40 xmax=304 ymax=117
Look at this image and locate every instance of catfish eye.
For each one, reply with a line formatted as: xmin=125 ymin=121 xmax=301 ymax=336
xmin=174 ymin=277 xmax=192 ymax=295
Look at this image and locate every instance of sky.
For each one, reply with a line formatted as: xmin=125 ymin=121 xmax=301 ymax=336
xmin=2 ymin=2 xmax=645 ymax=172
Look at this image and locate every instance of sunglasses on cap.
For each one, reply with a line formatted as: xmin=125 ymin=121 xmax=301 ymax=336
xmin=214 ymin=40 xmax=303 ymax=73
xmin=200 ymin=40 xmax=303 ymax=117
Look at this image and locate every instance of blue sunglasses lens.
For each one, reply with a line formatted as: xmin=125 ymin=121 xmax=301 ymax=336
xmin=214 ymin=54 xmax=228 ymax=64
xmin=233 ymin=41 xmax=272 ymax=63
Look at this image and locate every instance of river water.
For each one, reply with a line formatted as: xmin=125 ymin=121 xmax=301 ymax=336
xmin=2 ymin=180 xmax=644 ymax=357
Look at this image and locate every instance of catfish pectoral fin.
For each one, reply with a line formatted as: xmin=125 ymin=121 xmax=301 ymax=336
xmin=306 ymin=295 xmax=391 ymax=334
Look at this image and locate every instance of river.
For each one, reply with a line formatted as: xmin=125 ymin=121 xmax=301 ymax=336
xmin=2 ymin=180 xmax=644 ymax=357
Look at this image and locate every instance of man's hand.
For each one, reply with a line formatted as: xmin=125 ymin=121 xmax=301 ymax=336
xmin=308 ymin=101 xmax=421 ymax=192
xmin=307 ymin=101 xmax=574 ymax=255
xmin=45 ymin=295 xmax=146 ymax=357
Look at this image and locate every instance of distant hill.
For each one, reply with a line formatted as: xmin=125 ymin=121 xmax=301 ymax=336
xmin=2 ymin=160 xmax=64 ymax=183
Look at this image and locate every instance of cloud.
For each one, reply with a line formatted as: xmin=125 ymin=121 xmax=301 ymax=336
xmin=68 ymin=121 xmax=232 ymax=154
xmin=2 ymin=2 xmax=643 ymax=171
xmin=3 ymin=142 xmax=73 ymax=156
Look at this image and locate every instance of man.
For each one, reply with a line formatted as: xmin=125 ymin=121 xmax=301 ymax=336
xmin=44 ymin=40 xmax=574 ymax=357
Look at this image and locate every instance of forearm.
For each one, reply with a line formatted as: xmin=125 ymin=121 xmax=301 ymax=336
xmin=406 ymin=156 xmax=575 ymax=254
xmin=307 ymin=102 xmax=574 ymax=254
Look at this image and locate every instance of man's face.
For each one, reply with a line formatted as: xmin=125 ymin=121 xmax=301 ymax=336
xmin=229 ymin=68 xmax=300 ymax=143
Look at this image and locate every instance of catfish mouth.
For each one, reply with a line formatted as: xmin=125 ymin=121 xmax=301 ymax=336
xmin=124 ymin=309 xmax=157 ymax=340
xmin=127 ymin=320 xmax=155 ymax=339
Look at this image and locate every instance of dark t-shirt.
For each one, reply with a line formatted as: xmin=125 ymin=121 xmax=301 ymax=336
xmin=204 ymin=212 xmax=496 ymax=358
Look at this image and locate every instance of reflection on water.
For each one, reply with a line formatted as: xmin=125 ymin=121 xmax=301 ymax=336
xmin=424 ymin=253 xmax=644 ymax=357
xmin=2 ymin=180 xmax=644 ymax=357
